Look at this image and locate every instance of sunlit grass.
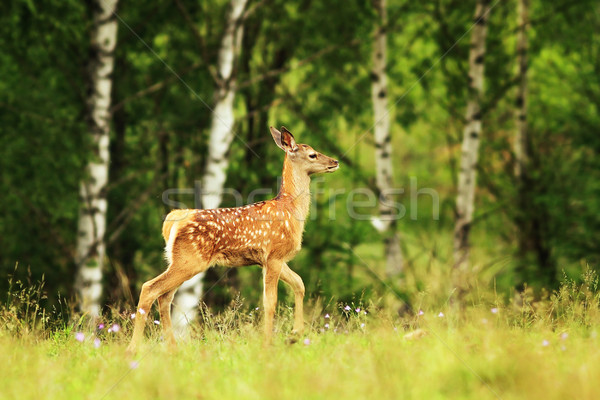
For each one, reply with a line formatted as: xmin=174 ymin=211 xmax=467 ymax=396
xmin=1 ymin=270 xmax=599 ymax=400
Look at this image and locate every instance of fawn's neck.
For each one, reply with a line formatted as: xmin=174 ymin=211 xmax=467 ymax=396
xmin=276 ymin=154 xmax=311 ymax=222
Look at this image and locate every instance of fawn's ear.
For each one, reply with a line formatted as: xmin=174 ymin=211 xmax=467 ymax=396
xmin=270 ymin=126 xmax=298 ymax=152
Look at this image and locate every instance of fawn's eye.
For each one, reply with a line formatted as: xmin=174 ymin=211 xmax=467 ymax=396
xmin=309 ymin=153 xmax=317 ymax=159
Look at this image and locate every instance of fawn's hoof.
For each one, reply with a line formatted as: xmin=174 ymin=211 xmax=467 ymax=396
xmin=286 ymin=330 xmax=303 ymax=345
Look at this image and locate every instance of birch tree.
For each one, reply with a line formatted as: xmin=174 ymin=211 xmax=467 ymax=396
xmin=453 ymin=0 xmax=491 ymax=271
xmin=370 ymin=0 xmax=403 ymax=278
xmin=514 ymin=0 xmax=532 ymax=284
xmin=74 ymin=0 xmax=119 ymax=317
xmin=171 ymin=0 xmax=248 ymax=333
xmin=514 ymin=0 xmax=529 ymax=179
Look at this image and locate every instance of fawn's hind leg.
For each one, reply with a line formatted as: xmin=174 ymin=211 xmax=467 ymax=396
xmin=126 ymin=252 xmax=208 ymax=354
xmin=157 ymin=289 xmax=177 ymax=348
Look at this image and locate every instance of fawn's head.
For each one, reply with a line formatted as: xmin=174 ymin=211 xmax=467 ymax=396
xmin=270 ymin=126 xmax=339 ymax=175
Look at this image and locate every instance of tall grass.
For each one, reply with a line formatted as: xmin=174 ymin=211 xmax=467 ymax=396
xmin=0 ymin=268 xmax=599 ymax=399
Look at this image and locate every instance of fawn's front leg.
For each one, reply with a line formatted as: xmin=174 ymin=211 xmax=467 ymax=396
xmin=262 ymin=259 xmax=284 ymax=344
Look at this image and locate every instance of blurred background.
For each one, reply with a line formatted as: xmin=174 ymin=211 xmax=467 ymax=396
xmin=0 ymin=0 xmax=598 ymax=321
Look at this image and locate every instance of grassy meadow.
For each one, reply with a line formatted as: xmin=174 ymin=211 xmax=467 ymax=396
xmin=1 ymin=270 xmax=599 ymax=400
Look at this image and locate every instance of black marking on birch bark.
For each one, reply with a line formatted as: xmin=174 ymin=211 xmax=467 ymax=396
xmin=378 ymin=89 xmax=387 ymax=98
xmin=475 ymin=54 xmax=484 ymax=64
xmin=97 ymin=14 xmax=118 ymax=25
xmin=474 ymin=17 xmax=486 ymax=26
xmin=516 ymin=97 xmax=524 ymax=107
xmin=385 ymin=135 xmax=391 ymax=143
xmin=377 ymin=52 xmax=383 ymax=60
xmin=95 ymin=48 xmax=116 ymax=58
xmin=375 ymin=142 xmax=383 ymax=149
xmin=381 ymin=151 xmax=390 ymax=158
xmin=472 ymin=112 xmax=482 ymax=121
xmin=209 ymin=156 xmax=224 ymax=164
xmin=82 ymin=206 xmax=101 ymax=216
xmin=470 ymin=131 xmax=479 ymax=139
xmin=519 ymin=114 xmax=527 ymax=121
xmin=370 ymin=72 xmax=379 ymax=82
xmin=520 ymin=64 xmax=528 ymax=74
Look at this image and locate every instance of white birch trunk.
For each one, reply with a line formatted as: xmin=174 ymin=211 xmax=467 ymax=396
xmin=370 ymin=0 xmax=403 ymax=278
xmin=453 ymin=0 xmax=491 ymax=270
xmin=172 ymin=0 xmax=248 ymax=334
xmin=74 ymin=0 xmax=119 ymax=318
xmin=514 ymin=0 xmax=529 ymax=179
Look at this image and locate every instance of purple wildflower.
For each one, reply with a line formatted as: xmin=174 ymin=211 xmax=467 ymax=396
xmin=418 ymin=310 xmax=424 ymax=316
xmin=324 ymin=323 xmax=330 ymax=329
xmin=93 ymin=338 xmax=101 ymax=348
xmin=129 ymin=361 xmax=139 ymax=369
xmin=98 ymin=323 xmax=105 ymax=330
xmin=491 ymin=307 xmax=499 ymax=314
xmin=303 ymin=338 xmax=311 ymax=346
xmin=75 ymin=332 xmax=85 ymax=342
xmin=355 ymin=308 xmax=361 ymax=313
xmin=324 ymin=313 xmax=330 ymax=319
xmin=542 ymin=339 xmax=550 ymax=347
xmin=344 ymin=305 xmax=351 ymax=311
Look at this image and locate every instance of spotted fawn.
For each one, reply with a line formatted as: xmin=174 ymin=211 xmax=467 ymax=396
xmin=127 ymin=126 xmax=339 ymax=353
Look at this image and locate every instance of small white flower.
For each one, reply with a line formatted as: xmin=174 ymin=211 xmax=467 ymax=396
xmin=324 ymin=314 xmax=330 ymax=319
xmin=93 ymin=338 xmax=101 ymax=348
xmin=418 ymin=310 xmax=424 ymax=316
xmin=153 ymin=320 xmax=160 ymax=325
xmin=491 ymin=307 xmax=499 ymax=314
xmin=360 ymin=323 xmax=365 ymax=328
xmin=325 ymin=323 xmax=330 ymax=329
xmin=131 ymin=313 xmax=136 ymax=319
xmin=542 ymin=339 xmax=550 ymax=347
xmin=438 ymin=312 xmax=444 ymax=318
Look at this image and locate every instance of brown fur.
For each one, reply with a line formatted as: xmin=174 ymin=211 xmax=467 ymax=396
xmin=127 ymin=127 xmax=339 ymax=354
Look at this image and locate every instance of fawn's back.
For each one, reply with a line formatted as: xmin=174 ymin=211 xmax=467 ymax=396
xmin=163 ymin=194 xmax=304 ymax=268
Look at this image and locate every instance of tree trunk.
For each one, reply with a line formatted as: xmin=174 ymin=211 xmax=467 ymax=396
xmin=453 ymin=0 xmax=491 ymax=273
xmin=171 ymin=0 xmax=248 ymax=334
xmin=74 ymin=0 xmax=119 ymax=318
xmin=370 ymin=0 xmax=403 ymax=278
xmin=514 ymin=0 xmax=529 ymax=180
xmin=514 ymin=0 xmax=531 ymax=286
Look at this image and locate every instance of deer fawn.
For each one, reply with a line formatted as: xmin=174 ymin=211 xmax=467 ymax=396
xmin=126 ymin=126 xmax=339 ymax=353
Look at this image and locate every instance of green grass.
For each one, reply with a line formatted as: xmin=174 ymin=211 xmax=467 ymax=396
xmin=1 ymin=295 xmax=600 ymax=400
xmin=1 ymin=269 xmax=599 ymax=400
